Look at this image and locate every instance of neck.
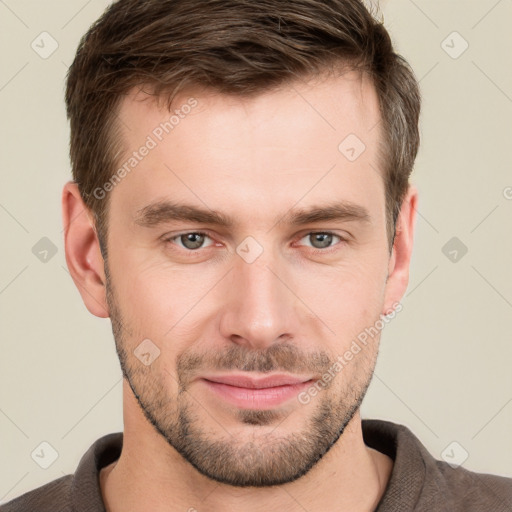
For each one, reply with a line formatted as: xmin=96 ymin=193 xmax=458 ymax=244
xmin=100 ymin=402 xmax=392 ymax=512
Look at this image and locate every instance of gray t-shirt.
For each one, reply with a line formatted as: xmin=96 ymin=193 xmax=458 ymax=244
xmin=1 ymin=419 xmax=511 ymax=511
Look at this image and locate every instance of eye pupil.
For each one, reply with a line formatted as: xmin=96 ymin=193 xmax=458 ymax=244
xmin=174 ymin=232 xmax=338 ymax=252
xmin=311 ymin=233 xmax=333 ymax=249
xmin=181 ymin=233 xmax=204 ymax=250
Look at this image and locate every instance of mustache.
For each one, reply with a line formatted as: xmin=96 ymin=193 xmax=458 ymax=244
xmin=176 ymin=341 xmax=333 ymax=379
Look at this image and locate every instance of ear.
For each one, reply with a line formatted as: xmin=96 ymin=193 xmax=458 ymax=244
xmin=62 ymin=181 xmax=109 ymax=318
xmin=382 ymin=184 xmax=418 ymax=316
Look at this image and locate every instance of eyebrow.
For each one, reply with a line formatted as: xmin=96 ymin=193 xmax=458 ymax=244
xmin=133 ymin=199 xmax=371 ymax=229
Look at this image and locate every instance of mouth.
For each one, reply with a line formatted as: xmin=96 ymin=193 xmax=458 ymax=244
xmin=198 ymin=373 xmax=315 ymax=409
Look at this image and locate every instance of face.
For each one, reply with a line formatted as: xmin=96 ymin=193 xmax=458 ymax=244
xmin=102 ymin=70 xmax=398 ymax=487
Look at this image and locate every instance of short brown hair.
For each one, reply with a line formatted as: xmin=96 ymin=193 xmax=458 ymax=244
xmin=65 ymin=0 xmax=421 ymax=256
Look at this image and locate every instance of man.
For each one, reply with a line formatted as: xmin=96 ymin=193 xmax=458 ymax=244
xmin=2 ymin=0 xmax=511 ymax=511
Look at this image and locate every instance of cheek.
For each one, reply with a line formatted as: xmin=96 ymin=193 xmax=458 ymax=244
xmin=108 ymin=231 xmax=389 ymax=352
xmin=111 ymin=255 xmax=222 ymax=348
xmin=297 ymin=256 xmax=388 ymax=334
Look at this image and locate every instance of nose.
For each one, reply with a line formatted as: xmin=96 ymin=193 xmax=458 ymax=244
xmin=218 ymin=249 xmax=300 ymax=351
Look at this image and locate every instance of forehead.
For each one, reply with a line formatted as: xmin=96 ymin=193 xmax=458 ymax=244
xmin=110 ymin=70 xmax=385 ymax=228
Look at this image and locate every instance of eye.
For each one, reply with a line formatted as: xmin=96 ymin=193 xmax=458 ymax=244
xmin=163 ymin=230 xmax=346 ymax=255
xmin=297 ymin=231 xmax=344 ymax=251
xmin=164 ymin=231 xmax=215 ymax=251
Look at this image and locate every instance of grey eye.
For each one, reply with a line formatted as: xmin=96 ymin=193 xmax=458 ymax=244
xmin=178 ymin=233 xmax=209 ymax=250
xmin=307 ymin=232 xmax=336 ymax=249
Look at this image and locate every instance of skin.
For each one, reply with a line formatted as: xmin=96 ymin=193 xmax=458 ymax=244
xmin=62 ymin=69 xmax=417 ymax=512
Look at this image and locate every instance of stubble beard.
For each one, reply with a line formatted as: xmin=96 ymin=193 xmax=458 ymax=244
xmin=104 ymin=263 xmax=378 ymax=487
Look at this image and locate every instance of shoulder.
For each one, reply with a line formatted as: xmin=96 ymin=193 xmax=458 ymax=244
xmin=0 ymin=475 xmax=73 ymax=512
xmin=0 ymin=432 xmax=122 ymax=512
xmin=362 ymin=419 xmax=512 ymax=511
xmin=431 ymin=461 xmax=512 ymax=511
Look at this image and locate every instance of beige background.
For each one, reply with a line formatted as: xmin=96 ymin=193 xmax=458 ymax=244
xmin=1 ymin=0 xmax=511 ymax=503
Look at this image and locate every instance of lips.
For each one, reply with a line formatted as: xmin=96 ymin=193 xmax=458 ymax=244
xmin=202 ymin=374 xmax=311 ymax=389
xmin=198 ymin=373 xmax=314 ymax=409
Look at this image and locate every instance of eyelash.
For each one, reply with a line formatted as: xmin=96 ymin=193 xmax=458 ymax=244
xmin=162 ymin=231 xmax=346 ymax=256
